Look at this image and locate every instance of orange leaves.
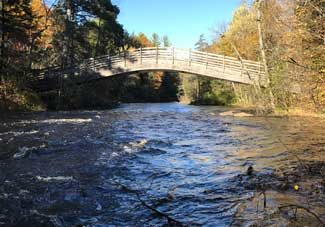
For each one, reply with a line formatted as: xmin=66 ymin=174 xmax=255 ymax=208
xmin=30 ymin=0 xmax=54 ymax=48
xmin=135 ymin=33 xmax=153 ymax=47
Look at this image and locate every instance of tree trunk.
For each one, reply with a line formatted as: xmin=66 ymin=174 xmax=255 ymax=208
xmin=1 ymin=0 xmax=7 ymax=102
xmin=94 ymin=18 xmax=102 ymax=57
xmin=196 ymin=77 xmax=200 ymax=103
xmin=257 ymin=0 xmax=275 ymax=110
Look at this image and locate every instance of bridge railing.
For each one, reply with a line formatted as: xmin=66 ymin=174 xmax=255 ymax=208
xmin=80 ymin=47 xmax=266 ymax=85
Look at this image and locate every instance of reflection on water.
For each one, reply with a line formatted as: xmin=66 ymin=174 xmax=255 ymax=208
xmin=0 ymin=103 xmax=324 ymax=226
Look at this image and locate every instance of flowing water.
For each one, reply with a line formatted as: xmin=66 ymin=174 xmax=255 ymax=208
xmin=0 ymin=103 xmax=324 ymax=226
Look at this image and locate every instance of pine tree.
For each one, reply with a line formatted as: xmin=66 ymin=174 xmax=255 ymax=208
xmin=0 ymin=0 xmax=36 ymax=81
xmin=194 ymin=34 xmax=208 ymax=51
xmin=151 ymin=33 xmax=161 ymax=47
xmin=163 ymin=35 xmax=171 ymax=47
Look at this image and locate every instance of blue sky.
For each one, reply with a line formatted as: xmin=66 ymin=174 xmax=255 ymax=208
xmin=112 ymin=0 xmax=241 ymax=48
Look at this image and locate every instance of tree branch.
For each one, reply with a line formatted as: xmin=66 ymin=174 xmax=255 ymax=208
xmin=113 ymin=181 xmax=185 ymax=227
xmin=279 ymin=204 xmax=324 ymax=225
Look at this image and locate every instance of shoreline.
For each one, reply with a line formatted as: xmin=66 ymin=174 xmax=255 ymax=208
xmin=1 ymin=101 xmax=324 ymax=118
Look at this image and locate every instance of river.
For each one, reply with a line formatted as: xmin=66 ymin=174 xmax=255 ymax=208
xmin=0 ymin=103 xmax=324 ymax=226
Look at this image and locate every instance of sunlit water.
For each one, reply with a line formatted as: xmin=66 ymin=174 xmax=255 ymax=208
xmin=0 ymin=103 xmax=324 ymax=226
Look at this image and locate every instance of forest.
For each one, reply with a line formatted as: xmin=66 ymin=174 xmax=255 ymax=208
xmin=0 ymin=0 xmax=324 ymax=114
xmin=185 ymin=0 xmax=324 ymax=114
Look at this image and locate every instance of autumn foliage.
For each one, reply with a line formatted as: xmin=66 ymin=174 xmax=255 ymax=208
xmin=205 ymin=0 xmax=324 ymax=112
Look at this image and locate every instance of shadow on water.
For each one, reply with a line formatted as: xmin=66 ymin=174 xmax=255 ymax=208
xmin=0 ymin=103 xmax=324 ymax=226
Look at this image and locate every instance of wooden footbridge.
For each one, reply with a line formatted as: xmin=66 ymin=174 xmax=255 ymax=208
xmin=30 ymin=47 xmax=267 ymax=91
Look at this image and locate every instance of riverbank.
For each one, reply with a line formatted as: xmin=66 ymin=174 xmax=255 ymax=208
xmin=2 ymin=97 xmax=325 ymax=119
xmin=209 ymin=102 xmax=325 ymax=118
xmin=271 ymin=108 xmax=325 ymax=118
xmin=217 ymin=108 xmax=325 ymax=118
xmin=1 ymin=81 xmax=324 ymax=118
xmin=0 ymin=82 xmax=45 ymax=113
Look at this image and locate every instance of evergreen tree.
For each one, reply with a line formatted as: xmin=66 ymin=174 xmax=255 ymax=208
xmin=163 ymin=35 xmax=171 ymax=47
xmin=0 ymin=0 xmax=36 ymax=81
xmin=151 ymin=33 xmax=161 ymax=47
xmin=194 ymin=34 xmax=208 ymax=51
xmin=51 ymin=0 xmax=124 ymax=67
xmin=160 ymin=73 xmax=179 ymax=101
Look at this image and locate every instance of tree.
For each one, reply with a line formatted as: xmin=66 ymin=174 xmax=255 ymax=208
xmin=159 ymin=72 xmax=179 ymax=101
xmin=162 ymin=35 xmax=171 ymax=47
xmin=151 ymin=33 xmax=161 ymax=47
xmin=134 ymin=32 xmax=153 ymax=47
xmin=51 ymin=0 xmax=124 ymax=67
xmin=256 ymin=0 xmax=275 ymax=109
xmin=203 ymin=0 xmax=324 ymax=112
xmin=292 ymin=0 xmax=325 ymax=110
xmin=29 ymin=0 xmax=54 ymax=69
xmin=193 ymin=34 xmax=209 ymax=102
xmin=0 ymin=0 xmax=36 ymax=81
xmin=0 ymin=0 xmax=49 ymax=111
xmin=194 ymin=34 xmax=208 ymax=51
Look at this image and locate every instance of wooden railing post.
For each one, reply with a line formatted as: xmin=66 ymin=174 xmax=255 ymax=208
xmin=156 ymin=46 xmax=158 ymax=64
xmin=107 ymin=55 xmax=111 ymax=69
xmin=223 ymin=55 xmax=225 ymax=73
xmin=241 ymin=61 xmax=243 ymax=77
xmin=206 ymin=51 xmax=208 ymax=69
xmin=258 ymin=61 xmax=262 ymax=85
xmin=172 ymin=47 xmax=175 ymax=65
xmin=91 ymin=58 xmax=95 ymax=70
xmin=140 ymin=47 xmax=142 ymax=65
xmin=189 ymin=48 xmax=191 ymax=67
xmin=124 ymin=50 xmax=126 ymax=67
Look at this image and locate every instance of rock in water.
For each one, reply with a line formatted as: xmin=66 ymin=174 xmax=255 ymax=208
xmin=13 ymin=147 xmax=29 ymax=159
xmin=247 ymin=166 xmax=254 ymax=175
